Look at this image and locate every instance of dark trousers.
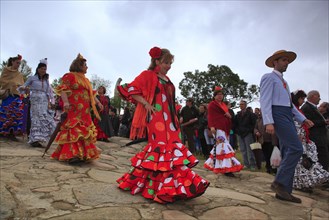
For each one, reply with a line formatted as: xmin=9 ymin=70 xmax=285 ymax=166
xmin=200 ymin=138 xmax=210 ymax=157
xmin=272 ymin=106 xmax=303 ymax=193
xmin=183 ymin=126 xmax=196 ymax=153
xmin=262 ymin=141 xmax=275 ymax=172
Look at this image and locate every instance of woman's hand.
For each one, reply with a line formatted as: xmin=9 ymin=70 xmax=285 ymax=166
xmin=210 ymin=127 xmax=216 ymax=135
xmin=224 ymin=112 xmax=231 ymax=119
xmin=97 ymin=102 xmax=104 ymax=112
xmin=63 ymin=102 xmax=70 ymax=111
xmin=144 ymin=102 xmax=156 ymax=115
xmin=303 ymin=119 xmax=314 ymax=128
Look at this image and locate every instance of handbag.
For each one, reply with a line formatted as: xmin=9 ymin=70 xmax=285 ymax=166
xmin=0 ymin=89 xmax=9 ymax=100
xmin=270 ymin=146 xmax=281 ymax=168
xmin=250 ymin=142 xmax=262 ymax=150
xmin=301 ymin=154 xmax=313 ymax=170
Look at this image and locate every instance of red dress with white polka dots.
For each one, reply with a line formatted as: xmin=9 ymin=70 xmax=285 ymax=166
xmin=117 ymin=77 xmax=209 ymax=203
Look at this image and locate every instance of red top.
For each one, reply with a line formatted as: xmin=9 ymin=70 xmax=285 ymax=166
xmin=207 ymin=100 xmax=231 ymax=135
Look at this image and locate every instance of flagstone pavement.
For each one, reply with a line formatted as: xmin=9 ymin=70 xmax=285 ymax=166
xmin=0 ymin=136 xmax=328 ymax=220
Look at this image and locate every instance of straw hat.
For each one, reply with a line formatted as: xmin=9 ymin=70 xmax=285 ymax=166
xmin=265 ymin=50 xmax=297 ymax=67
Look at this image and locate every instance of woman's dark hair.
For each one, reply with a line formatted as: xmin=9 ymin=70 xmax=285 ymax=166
xmin=98 ymin=86 xmax=106 ymax=94
xmin=7 ymin=55 xmax=21 ymax=67
xmin=291 ymin=90 xmax=307 ymax=107
xmin=35 ymin=63 xmax=49 ymax=80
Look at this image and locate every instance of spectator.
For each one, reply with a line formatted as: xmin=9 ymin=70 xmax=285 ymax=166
xmin=234 ymin=100 xmax=257 ymax=170
xmin=180 ymin=97 xmax=199 ymax=153
xmin=224 ymin=101 xmax=237 ymax=150
xmin=254 ymin=108 xmax=278 ymax=174
xmin=301 ymin=90 xmax=329 ymax=171
xmin=318 ymin=101 xmax=329 ymax=120
xmin=291 ymin=90 xmax=329 ymax=192
xmin=119 ymin=106 xmax=132 ymax=138
xmin=254 ymin=107 xmax=261 ymax=118
xmin=198 ymin=103 xmax=211 ymax=158
xmin=109 ymin=107 xmax=120 ymax=136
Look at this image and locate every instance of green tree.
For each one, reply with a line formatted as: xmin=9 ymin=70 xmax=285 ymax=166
xmin=51 ymin=78 xmax=62 ymax=89
xmin=90 ymin=74 xmax=112 ymax=95
xmin=51 ymin=74 xmax=112 ymax=93
xmin=0 ymin=59 xmax=32 ymax=81
xmin=178 ymin=64 xmax=259 ymax=108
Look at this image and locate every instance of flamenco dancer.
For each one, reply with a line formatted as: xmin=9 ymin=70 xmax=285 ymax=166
xmin=204 ymin=86 xmax=244 ymax=177
xmin=116 ymin=46 xmax=209 ymax=203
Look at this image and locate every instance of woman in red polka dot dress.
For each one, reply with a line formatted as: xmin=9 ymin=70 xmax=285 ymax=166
xmin=116 ymin=47 xmax=209 ymax=203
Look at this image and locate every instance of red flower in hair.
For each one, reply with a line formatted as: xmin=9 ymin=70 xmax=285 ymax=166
xmin=214 ymin=86 xmax=222 ymax=91
xmin=17 ymin=54 xmax=22 ymax=60
xmin=149 ymin=47 xmax=162 ymax=59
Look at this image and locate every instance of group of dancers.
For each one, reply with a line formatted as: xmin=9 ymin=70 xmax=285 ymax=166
xmin=0 ymin=48 xmax=328 ymax=204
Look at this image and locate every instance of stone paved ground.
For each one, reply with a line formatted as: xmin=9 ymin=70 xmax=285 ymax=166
xmin=0 ymin=136 xmax=328 ymax=220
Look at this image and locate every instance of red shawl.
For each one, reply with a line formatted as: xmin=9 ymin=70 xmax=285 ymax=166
xmin=207 ymin=100 xmax=231 ymax=135
xmin=117 ymin=70 xmax=159 ymax=139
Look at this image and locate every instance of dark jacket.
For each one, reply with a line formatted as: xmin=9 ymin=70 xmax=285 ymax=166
xmin=234 ymin=110 xmax=256 ymax=137
xmin=198 ymin=112 xmax=208 ymax=139
xmin=301 ymin=102 xmax=328 ymax=145
xmin=180 ymin=105 xmax=199 ymax=128
xmin=301 ymin=101 xmax=329 ymax=170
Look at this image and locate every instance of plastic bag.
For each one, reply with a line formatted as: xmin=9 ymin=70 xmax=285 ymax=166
xmin=270 ymin=146 xmax=281 ymax=168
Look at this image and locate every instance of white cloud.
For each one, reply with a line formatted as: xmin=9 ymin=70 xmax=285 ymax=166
xmin=1 ymin=1 xmax=328 ymax=104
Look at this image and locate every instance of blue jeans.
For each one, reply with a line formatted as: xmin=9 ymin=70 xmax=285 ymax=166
xmin=272 ymin=106 xmax=303 ymax=193
xmin=238 ymin=133 xmax=256 ymax=168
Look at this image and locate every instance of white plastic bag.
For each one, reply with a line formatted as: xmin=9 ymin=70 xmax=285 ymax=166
xmin=270 ymin=146 xmax=281 ymax=168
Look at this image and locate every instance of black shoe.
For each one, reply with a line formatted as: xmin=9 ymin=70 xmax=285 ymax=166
xmin=68 ymin=157 xmax=81 ymax=164
xmin=224 ymin=172 xmax=235 ymax=177
xmin=30 ymin=142 xmax=43 ymax=148
xmin=275 ymin=193 xmax=302 ymax=203
xmin=271 ymin=181 xmax=292 ymax=199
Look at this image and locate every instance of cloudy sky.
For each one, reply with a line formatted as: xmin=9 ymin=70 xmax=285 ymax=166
xmin=1 ymin=0 xmax=328 ymax=107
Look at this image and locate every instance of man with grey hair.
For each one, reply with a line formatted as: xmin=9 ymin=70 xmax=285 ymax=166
xmin=301 ymin=90 xmax=329 ymax=171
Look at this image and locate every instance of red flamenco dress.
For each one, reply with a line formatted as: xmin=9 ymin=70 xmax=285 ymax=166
xmin=51 ymin=72 xmax=100 ymax=162
xmin=116 ymin=70 xmax=209 ymax=204
xmin=204 ymin=100 xmax=244 ymax=174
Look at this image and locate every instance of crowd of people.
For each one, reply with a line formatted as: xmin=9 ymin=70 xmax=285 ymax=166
xmin=0 ymin=48 xmax=328 ymax=204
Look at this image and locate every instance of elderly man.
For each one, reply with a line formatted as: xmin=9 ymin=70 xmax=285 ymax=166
xmin=260 ymin=50 xmax=313 ymax=203
xmin=301 ymin=90 xmax=329 ymax=171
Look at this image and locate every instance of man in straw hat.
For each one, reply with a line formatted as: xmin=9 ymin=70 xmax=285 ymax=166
xmin=260 ymin=50 xmax=314 ymax=203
